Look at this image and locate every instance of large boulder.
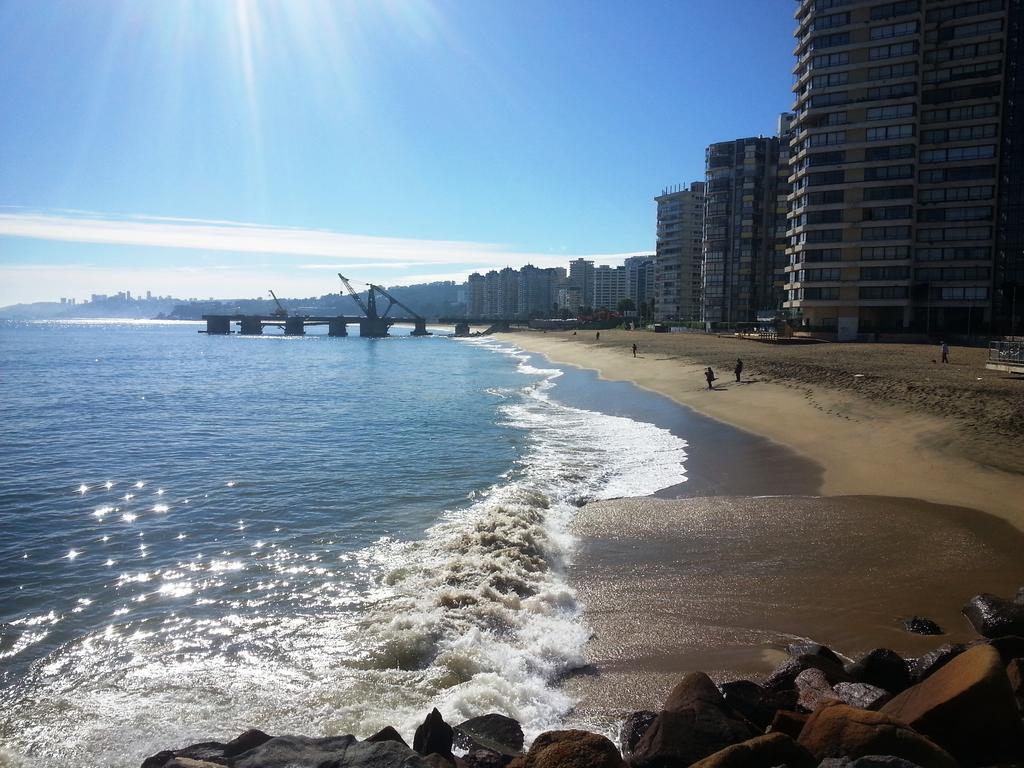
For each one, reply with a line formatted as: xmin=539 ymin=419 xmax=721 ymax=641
xmin=619 ymin=711 xmax=657 ymax=758
xmin=232 ymin=734 xmax=432 ymax=768
xmin=962 ymin=592 xmax=1024 ymax=638
xmin=880 ymin=643 xmax=1024 ymax=765
xmin=454 ymin=714 xmax=524 ymax=757
xmin=414 ymin=709 xmax=455 ymax=763
xmin=786 ymin=643 xmax=845 ymax=666
xmin=524 ymin=730 xmax=625 ymax=768
xmin=983 ymin=634 xmax=1024 ymax=664
xmin=141 ymin=742 xmax=228 ymax=768
xmin=768 ymin=710 xmax=808 ymax=740
xmin=720 ymin=680 xmax=798 ymax=731
xmin=909 ymin=644 xmax=965 ymax=684
xmin=223 ymin=729 xmax=273 ymax=758
xmin=796 ymin=704 xmax=956 ymax=767
xmin=687 ymin=733 xmax=816 ymax=768
xmin=366 ymin=726 xmax=408 ymax=746
xmin=629 ymin=672 xmax=758 ymax=767
xmin=845 ymin=649 xmax=911 ymax=694
xmin=765 ymin=654 xmax=851 ymax=692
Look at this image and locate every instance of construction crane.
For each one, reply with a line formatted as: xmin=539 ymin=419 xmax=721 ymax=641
xmin=268 ymin=290 xmax=288 ymax=318
xmin=337 ymin=273 xmax=371 ymax=317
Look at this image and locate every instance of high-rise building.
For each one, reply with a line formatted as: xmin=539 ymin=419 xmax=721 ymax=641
xmin=592 ymin=265 xmax=629 ymax=310
xmin=703 ymin=134 xmax=788 ymax=324
xmin=568 ymin=259 xmax=596 ymax=309
xmin=518 ymin=265 xmax=566 ymax=318
xmin=625 ymin=254 xmax=656 ymax=318
xmin=654 ymin=182 xmax=706 ymax=322
xmin=466 ymin=272 xmax=485 ymax=317
xmin=786 ymin=0 xmax=1015 ymax=338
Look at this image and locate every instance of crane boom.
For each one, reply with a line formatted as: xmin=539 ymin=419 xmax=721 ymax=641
xmin=338 ymin=273 xmax=371 ymax=316
xmin=268 ymin=290 xmax=288 ymax=318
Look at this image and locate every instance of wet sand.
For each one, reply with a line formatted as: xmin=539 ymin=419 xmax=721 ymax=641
xmin=562 ymin=495 xmax=1024 ymax=730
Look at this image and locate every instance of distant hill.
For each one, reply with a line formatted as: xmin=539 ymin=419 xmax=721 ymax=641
xmin=0 ymin=281 xmax=466 ymax=322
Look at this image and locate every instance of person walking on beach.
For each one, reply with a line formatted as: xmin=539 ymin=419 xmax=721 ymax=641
xmin=632 ymin=343 xmax=637 ymax=358
xmin=705 ymin=366 xmax=716 ymax=390
xmin=734 ymin=358 xmax=744 ymax=382
xmin=941 ymin=340 xmax=949 ymax=364
xmin=596 ymin=331 xmax=600 ymax=342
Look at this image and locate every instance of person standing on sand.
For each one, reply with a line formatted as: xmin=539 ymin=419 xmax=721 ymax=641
xmin=941 ymin=340 xmax=949 ymax=363
xmin=596 ymin=331 xmax=600 ymax=341
xmin=735 ymin=358 xmax=743 ymax=382
xmin=705 ymin=367 xmax=716 ymax=390
xmin=632 ymin=343 xmax=637 ymax=358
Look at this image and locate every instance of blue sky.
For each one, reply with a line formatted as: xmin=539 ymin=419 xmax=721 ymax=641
xmin=0 ymin=1 xmax=796 ymax=304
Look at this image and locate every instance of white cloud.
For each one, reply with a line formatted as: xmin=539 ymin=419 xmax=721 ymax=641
xmin=0 ymin=209 xmax=652 ymax=304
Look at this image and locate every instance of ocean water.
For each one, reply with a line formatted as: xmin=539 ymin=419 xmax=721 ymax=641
xmin=0 ymin=321 xmax=688 ymax=766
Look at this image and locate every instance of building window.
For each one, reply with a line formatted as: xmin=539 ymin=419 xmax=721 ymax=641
xmin=915 ymin=246 xmax=991 ymax=261
xmin=870 ymin=1 xmax=920 ymax=20
xmin=862 ymin=245 xmax=910 ymax=260
xmin=864 ymin=205 xmax=912 ymax=221
xmin=860 ymin=286 xmax=909 ymax=299
xmin=938 ymin=286 xmax=989 ymax=300
xmin=925 ymin=1 xmax=1004 ymax=24
xmin=864 ymin=164 xmax=914 ymax=181
xmin=865 ymin=144 xmax=915 ymax=161
xmin=916 ymin=226 xmax=992 ymax=242
xmin=867 ymin=104 xmax=915 ymax=121
xmin=916 ymin=206 xmax=992 ymax=222
xmin=918 ymin=165 xmax=995 ymax=183
xmin=869 ymin=41 xmax=917 ymax=59
xmin=863 ymin=225 xmax=912 ymax=240
xmin=917 ymin=185 xmax=994 ymax=204
xmin=863 ymin=185 xmax=913 ymax=201
xmin=868 ymin=63 xmax=917 ymax=81
xmin=919 ymin=145 xmax=995 ymax=163
xmin=870 ymin=21 xmax=918 ymax=39
xmin=921 ymin=103 xmax=998 ymax=123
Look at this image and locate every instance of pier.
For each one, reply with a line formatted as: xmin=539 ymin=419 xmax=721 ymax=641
xmin=201 ymin=275 xmax=431 ymax=338
xmin=200 ymin=313 xmax=428 ymax=337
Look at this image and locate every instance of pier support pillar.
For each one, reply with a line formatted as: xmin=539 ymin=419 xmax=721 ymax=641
xmin=284 ymin=317 xmax=306 ymax=336
xmin=205 ymin=316 xmax=231 ymax=335
xmin=359 ymin=318 xmax=391 ymax=337
xmin=328 ymin=318 xmax=348 ymax=337
xmin=411 ymin=319 xmax=430 ymax=336
xmin=454 ymin=321 xmax=470 ymax=337
xmin=239 ymin=317 xmax=264 ymax=335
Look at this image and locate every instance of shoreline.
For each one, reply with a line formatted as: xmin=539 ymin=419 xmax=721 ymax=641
xmin=498 ymin=330 xmax=1024 ymax=532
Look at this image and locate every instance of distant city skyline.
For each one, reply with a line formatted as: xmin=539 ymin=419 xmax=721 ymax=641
xmin=0 ymin=1 xmax=794 ymax=304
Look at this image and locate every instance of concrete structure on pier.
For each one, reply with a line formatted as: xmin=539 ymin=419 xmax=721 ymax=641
xmin=201 ymin=314 xmax=429 ymax=337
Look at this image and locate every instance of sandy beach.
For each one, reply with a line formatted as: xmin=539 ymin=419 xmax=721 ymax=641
xmin=500 ymin=330 xmax=1024 ymax=531
xmin=498 ymin=329 xmax=1024 ymax=731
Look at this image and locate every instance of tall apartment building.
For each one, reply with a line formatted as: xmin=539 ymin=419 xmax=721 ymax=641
xmin=625 ymin=254 xmax=657 ymax=317
xmin=593 ymin=265 xmax=629 ymax=310
xmin=518 ymin=265 xmax=566 ymax=318
xmin=654 ymin=182 xmax=706 ymax=321
xmin=703 ymin=134 xmax=787 ymax=324
xmin=567 ymin=259 xmax=596 ymax=309
xmin=786 ymin=0 xmax=1018 ymax=338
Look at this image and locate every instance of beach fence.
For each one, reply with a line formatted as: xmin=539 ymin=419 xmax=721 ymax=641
xmin=986 ymin=340 xmax=1024 ymax=374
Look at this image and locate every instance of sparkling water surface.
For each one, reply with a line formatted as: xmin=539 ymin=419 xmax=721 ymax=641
xmin=0 ymin=320 xmax=687 ymax=766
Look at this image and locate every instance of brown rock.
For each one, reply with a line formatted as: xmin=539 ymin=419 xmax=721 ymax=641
xmin=367 ymin=725 xmax=409 ymax=746
xmin=688 ymin=733 xmax=816 ymax=768
xmin=423 ymin=755 xmax=455 ymax=768
xmin=165 ymin=760 xmax=224 ymax=768
xmin=524 ymin=730 xmax=624 ymax=768
xmin=881 ymin=643 xmax=1024 ymax=765
xmin=909 ymin=644 xmax=966 ymax=684
xmin=629 ymin=673 xmax=758 ymax=767
xmin=720 ymin=680 xmax=798 ymax=731
xmin=764 ymin=654 xmax=852 ymax=692
xmin=797 ymin=703 xmax=956 ymax=767
xmin=768 ymin=710 xmax=808 ymax=740
xmin=463 ymin=748 xmax=507 ymax=768
xmin=454 ymin=714 xmax=524 ymax=756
